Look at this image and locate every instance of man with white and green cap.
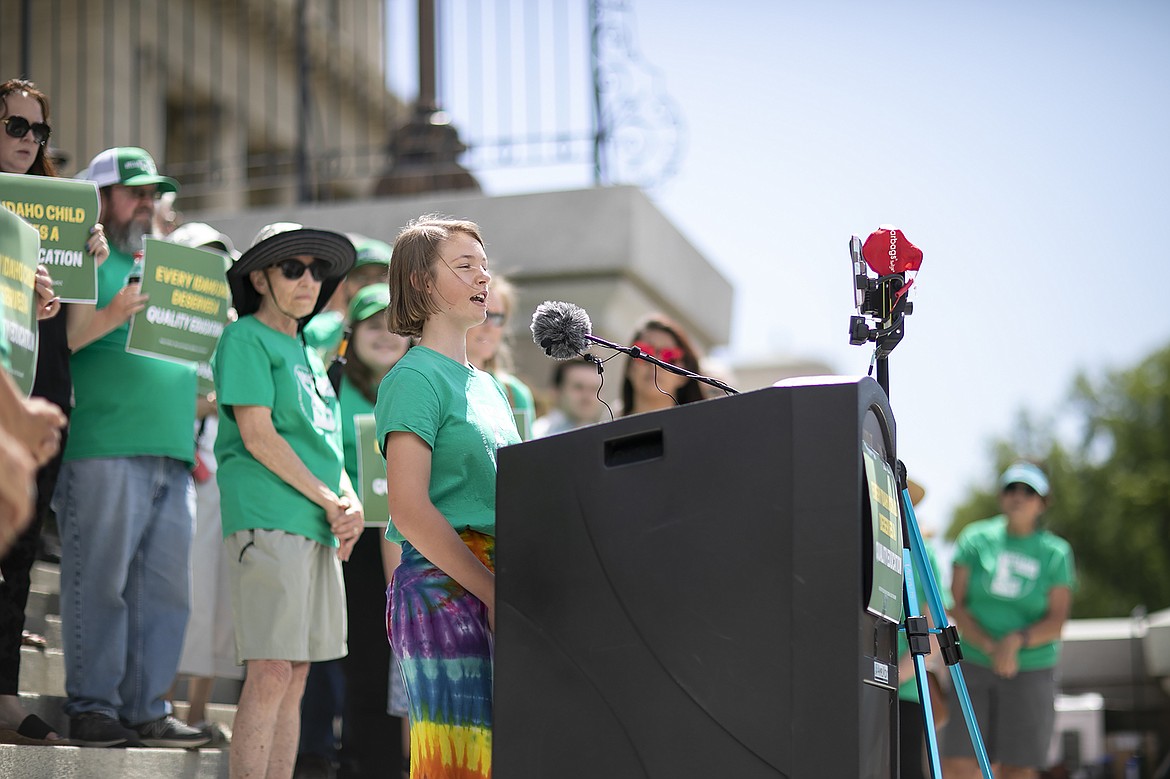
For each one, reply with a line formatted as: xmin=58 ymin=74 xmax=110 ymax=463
xmin=54 ymin=147 xmax=208 ymax=748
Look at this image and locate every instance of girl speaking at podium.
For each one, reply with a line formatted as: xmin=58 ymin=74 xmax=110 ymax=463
xmin=375 ymin=216 xmax=521 ymax=778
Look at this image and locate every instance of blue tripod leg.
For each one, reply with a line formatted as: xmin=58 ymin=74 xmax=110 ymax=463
xmin=901 ymin=486 xmax=994 ymax=779
xmin=902 ymin=552 xmax=943 ymax=778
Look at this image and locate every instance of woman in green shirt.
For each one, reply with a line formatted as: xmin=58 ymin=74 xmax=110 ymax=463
xmin=334 ymin=284 xmax=413 ymax=774
xmin=215 ymin=222 xmax=365 ymax=779
xmin=942 ymin=461 xmax=1075 ymax=779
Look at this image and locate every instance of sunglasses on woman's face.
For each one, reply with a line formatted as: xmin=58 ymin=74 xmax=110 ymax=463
xmin=273 ymin=258 xmax=328 ymax=282
xmin=633 ymin=340 xmax=684 ymax=365
xmin=2 ymin=115 xmax=51 ymax=145
xmin=1002 ymin=482 xmax=1038 ymax=498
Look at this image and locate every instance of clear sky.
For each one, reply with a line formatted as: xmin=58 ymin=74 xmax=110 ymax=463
xmin=417 ymin=1 xmax=1170 ymax=533
xmin=585 ymin=0 xmax=1170 ymax=533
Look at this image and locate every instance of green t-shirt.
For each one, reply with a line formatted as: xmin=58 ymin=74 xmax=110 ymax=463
xmin=65 ymin=246 xmax=197 ymax=463
xmin=213 ymin=315 xmax=345 ymax=547
xmin=897 ymin=543 xmax=950 ymax=702
xmin=953 ymin=515 xmax=1076 ymax=671
xmin=303 ymin=310 xmax=345 ymax=357
xmin=375 ymin=346 xmax=521 ymax=544
xmin=339 ymin=373 xmax=374 ymax=488
xmin=497 ymin=371 xmax=536 ymax=441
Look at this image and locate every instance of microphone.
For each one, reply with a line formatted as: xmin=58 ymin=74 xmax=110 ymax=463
xmin=531 ymin=301 xmax=739 ymax=395
xmin=531 ymin=300 xmax=592 ymax=359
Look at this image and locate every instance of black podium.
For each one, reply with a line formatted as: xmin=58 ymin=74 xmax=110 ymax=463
xmin=495 ymin=376 xmax=902 ymax=778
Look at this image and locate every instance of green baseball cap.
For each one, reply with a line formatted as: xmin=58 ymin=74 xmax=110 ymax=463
xmin=353 ymin=237 xmax=393 ymax=269
xmin=79 ymin=147 xmax=179 ymax=193
xmin=348 ymin=284 xmax=390 ymax=324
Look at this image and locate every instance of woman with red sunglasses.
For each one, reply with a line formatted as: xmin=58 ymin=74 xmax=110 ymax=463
xmin=620 ymin=313 xmax=705 ymax=416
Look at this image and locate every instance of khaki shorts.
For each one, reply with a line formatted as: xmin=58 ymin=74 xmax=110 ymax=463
xmin=226 ymin=529 xmax=347 ymax=664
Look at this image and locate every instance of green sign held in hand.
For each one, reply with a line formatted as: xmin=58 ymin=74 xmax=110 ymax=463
xmin=354 ymin=414 xmax=389 ymax=529
xmin=126 ymin=237 xmax=231 ymax=364
xmin=0 ymin=205 xmax=42 ymax=396
xmin=0 ymin=172 xmax=100 ymax=304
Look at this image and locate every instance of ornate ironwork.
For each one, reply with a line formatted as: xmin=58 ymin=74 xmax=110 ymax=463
xmin=591 ymin=0 xmax=685 ymax=188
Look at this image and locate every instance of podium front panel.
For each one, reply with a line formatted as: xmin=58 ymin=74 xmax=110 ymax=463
xmin=495 ymin=378 xmax=900 ymax=778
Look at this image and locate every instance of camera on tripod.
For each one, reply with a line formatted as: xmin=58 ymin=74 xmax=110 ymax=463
xmin=847 ymin=228 xmax=920 ymax=358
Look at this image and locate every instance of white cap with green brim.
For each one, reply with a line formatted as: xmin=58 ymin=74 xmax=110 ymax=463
xmin=78 ymin=147 xmax=179 ymax=193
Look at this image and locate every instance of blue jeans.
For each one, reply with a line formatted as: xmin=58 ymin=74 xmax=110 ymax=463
xmin=54 ymin=456 xmax=195 ymax=725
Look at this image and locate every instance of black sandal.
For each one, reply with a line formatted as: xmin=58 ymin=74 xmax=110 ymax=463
xmin=0 ymin=714 xmax=64 ymax=745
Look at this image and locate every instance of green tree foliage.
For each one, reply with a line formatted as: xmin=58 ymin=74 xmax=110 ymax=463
xmin=946 ymin=342 xmax=1170 ymax=618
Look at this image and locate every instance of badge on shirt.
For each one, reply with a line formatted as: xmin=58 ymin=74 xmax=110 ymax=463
xmin=295 ymin=364 xmax=336 ymax=433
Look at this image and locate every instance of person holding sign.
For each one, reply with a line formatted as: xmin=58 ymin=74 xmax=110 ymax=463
xmin=0 ymin=77 xmax=105 ymax=745
xmin=376 ymin=216 xmax=521 ymax=779
xmin=213 ymin=223 xmax=364 ymax=779
xmin=328 ymin=284 xmax=411 ymax=776
xmin=296 ymin=234 xmax=394 ymax=774
xmin=54 ymin=146 xmax=208 ymax=749
xmin=163 ymin=222 xmax=240 ymax=746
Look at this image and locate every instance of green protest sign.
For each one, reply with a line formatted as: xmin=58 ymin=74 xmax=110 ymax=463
xmin=354 ymin=414 xmax=389 ymax=529
xmin=125 ymin=237 xmax=230 ymax=364
xmin=196 ymin=360 xmax=215 ymax=398
xmin=0 ymin=172 xmax=100 ymax=304
xmin=863 ymin=440 xmax=904 ymax=624
xmin=0 ymin=205 xmax=41 ymax=396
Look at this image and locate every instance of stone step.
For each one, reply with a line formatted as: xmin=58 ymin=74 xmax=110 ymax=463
xmin=43 ymin=614 xmax=62 ymax=651
xmin=24 ymin=590 xmax=59 ymax=634
xmin=19 ymin=643 xmax=243 ymax=708
xmin=170 ymin=701 xmax=238 ymax=733
xmin=18 ymin=647 xmax=66 ymax=697
xmin=17 ymin=694 xmax=238 ymax=738
xmin=0 ymin=743 xmax=228 ymax=779
xmin=30 ymin=561 xmax=60 ymax=596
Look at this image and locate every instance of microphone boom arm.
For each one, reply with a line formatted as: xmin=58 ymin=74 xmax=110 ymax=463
xmin=584 ymin=333 xmax=739 ymax=395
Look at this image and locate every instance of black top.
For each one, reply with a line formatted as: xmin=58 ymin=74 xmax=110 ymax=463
xmin=31 ymin=309 xmax=72 ymax=416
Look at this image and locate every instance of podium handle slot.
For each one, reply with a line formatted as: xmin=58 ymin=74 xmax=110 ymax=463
xmin=604 ymin=429 xmax=664 ymax=468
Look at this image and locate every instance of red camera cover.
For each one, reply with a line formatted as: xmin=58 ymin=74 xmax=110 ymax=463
xmin=862 ymin=226 xmax=922 ymax=304
xmin=861 ymin=227 xmax=923 ymax=276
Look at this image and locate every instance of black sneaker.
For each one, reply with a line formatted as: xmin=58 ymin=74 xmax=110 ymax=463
xmin=69 ymin=711 xmax=141 ymax=748
xmin=132 ymin=715 xmax=211 ymax=749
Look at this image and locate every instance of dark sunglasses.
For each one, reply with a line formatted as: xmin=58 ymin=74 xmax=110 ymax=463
xmin=634 ymin=340 xmax=684 ymax=365
xmin=2 ymin=115 xmax=51 ymax=145
xmin=1002 ymin=482 xmax=1038 ymax=497
xmin=272 ymin=258 xmax=329 ymax=282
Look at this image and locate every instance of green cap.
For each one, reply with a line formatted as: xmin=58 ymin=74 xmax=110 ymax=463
xmin=348 ymin=284 xmax=390 ymax=323
xmin=353 ymin=237 xmax=393 ymax=269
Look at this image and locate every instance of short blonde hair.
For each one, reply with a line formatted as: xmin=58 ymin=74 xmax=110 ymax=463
xmin=388 ymin=215 xmax=485 ymax=338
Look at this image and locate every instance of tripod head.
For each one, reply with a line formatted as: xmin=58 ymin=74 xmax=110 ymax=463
xmin=846 ymin=227 xmax=923 ymax=396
